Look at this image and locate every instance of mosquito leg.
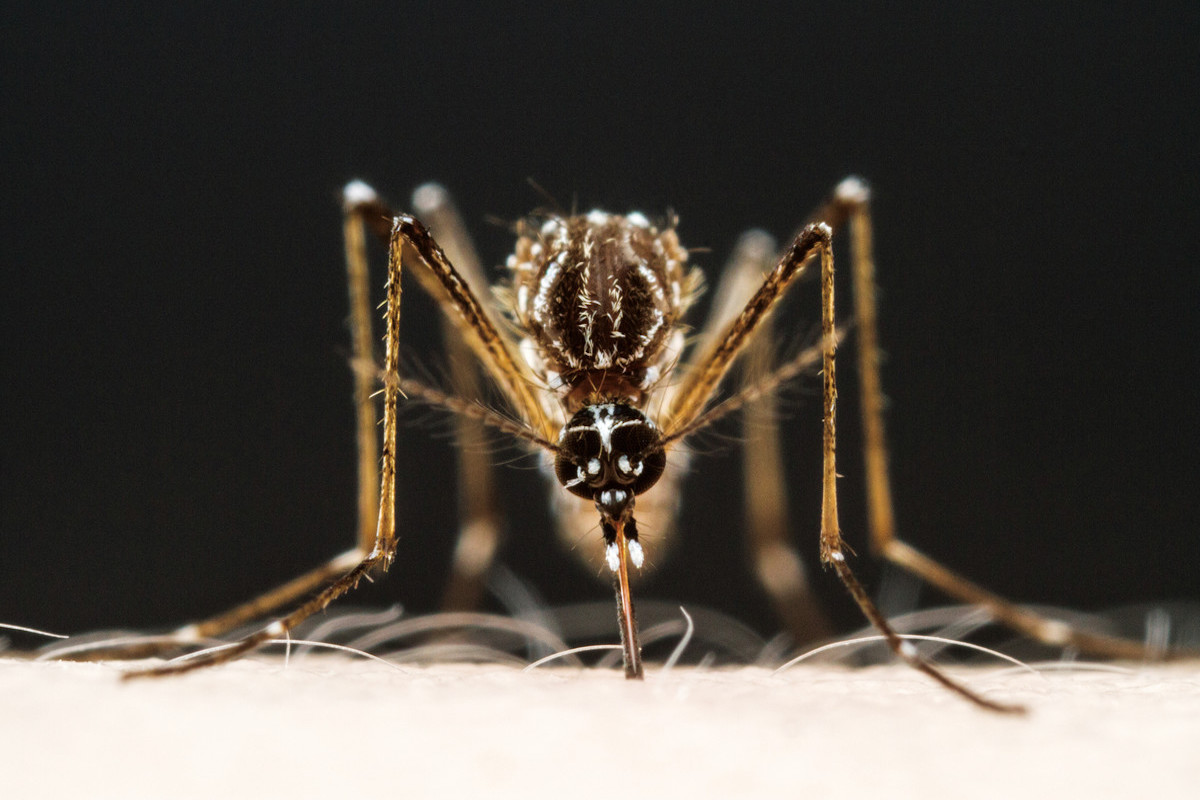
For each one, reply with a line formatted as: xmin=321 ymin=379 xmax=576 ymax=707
xmin=815 ymin=226 xmax=1024 ymax=713
xmin=711 ymin=230 xmax=833 ymax=644
xmin=337 ymin=183 xmax=520 ymax=614
xmin=161 ymin=549 xmax=368 ymax=646
xmin=339 ymin=181 xmax=551 ymax=440
xmin=743 ymin=333 xmax=834 ymax=643
xmin=666 ymin=223 xmax=831 ymax=432
xmin=69 ymin=184 xmax=386 ymax=663
xmin=840 ymin=179 xmax=1164 ymax=659
xmin=343 ymin=181 xmax=383 ymax=553
xmin=393 ymin=214 xmax=553 ymax=442
xmin=122 ymin=202 xmax=406 ymax=677
xmin=409 ymin=184 xmax=504 ymax=612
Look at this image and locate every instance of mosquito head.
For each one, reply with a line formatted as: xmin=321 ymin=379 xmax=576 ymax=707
xmin=554 ymin=403 xmax=666 ymax=522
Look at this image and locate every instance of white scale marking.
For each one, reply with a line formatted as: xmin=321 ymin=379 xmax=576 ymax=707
xmin=636 ymin=263 xmax=665 ymax=304
xmin=604 ymin=539 xmax=646 ymax=571
xmin=618 ymin=454 xmax=643 ymax=476
xmin=532 ymin=260 xmax=560 ymax=316
xmin=588 ymin=405 xmax=642 ymax=454
xmin=628 ymin=540 xmax=644 ymax=568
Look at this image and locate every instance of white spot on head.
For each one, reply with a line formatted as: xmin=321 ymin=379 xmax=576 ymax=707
xmin=605 ymin=542 xmax=620 ymax=572
xmin=586 ymin=209 xmax=610 ymax=225
xmin=591 ymin=405 xmax=616 ymax=453
xmin=597 ymin=488 xmax=629 ymax=511
xmin=411 ymin=182 xmax=449 ymax=213
xmin=616 ymin=454 xmax=643 ymax=477
xmin=541 ymin=219 xmax=562 ymax=236
xmin=342 ymin=179 xmax=378 ymax=207
xmin=628 ymin=540 xmax=644 ymax=569
xmin=834 ymin=176 xmax=871 ymax=205
xmin=625 ymin=211 xmax=650 ymax=228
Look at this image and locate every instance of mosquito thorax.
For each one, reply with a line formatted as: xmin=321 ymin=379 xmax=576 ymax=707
xmin=554 ymin=403 xmax=666 ymax=516
xmin=508 ymin=210 xmax=700 ymax=414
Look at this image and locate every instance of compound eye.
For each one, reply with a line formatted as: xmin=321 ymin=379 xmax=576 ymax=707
xmin=555 ymin=451 xmax=607 ymax=499
xmin=628 ymin=447 xmax=666 ymax=495
xmin=564 ymin=457 xmax=603 ymax=488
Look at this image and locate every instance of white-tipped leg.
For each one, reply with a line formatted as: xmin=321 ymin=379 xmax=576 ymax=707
xmin=834 ymin=175 xmax=871 ymax=205
xmin=410 ymin=182 xmax=450 ymax=214
xmin=406 ymin=185 xmax=506 ymax=613
xmin=342 ymin=179 xmax=379 ymax=208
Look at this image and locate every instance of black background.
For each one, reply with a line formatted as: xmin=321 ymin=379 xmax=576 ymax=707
xmin=3 ymin=3 xmax=1198 ymax=643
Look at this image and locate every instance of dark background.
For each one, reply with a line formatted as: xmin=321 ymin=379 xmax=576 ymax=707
xmin=3 ymin=4 xmax=1197 ymax=645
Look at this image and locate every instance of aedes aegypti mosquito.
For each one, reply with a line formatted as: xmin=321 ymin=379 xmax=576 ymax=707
xmin=122 ymin=178 xmax=1161 ymax=713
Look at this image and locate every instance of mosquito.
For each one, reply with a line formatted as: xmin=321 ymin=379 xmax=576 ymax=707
xmin=121 ymin=177 xmax=1160 ymax=713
